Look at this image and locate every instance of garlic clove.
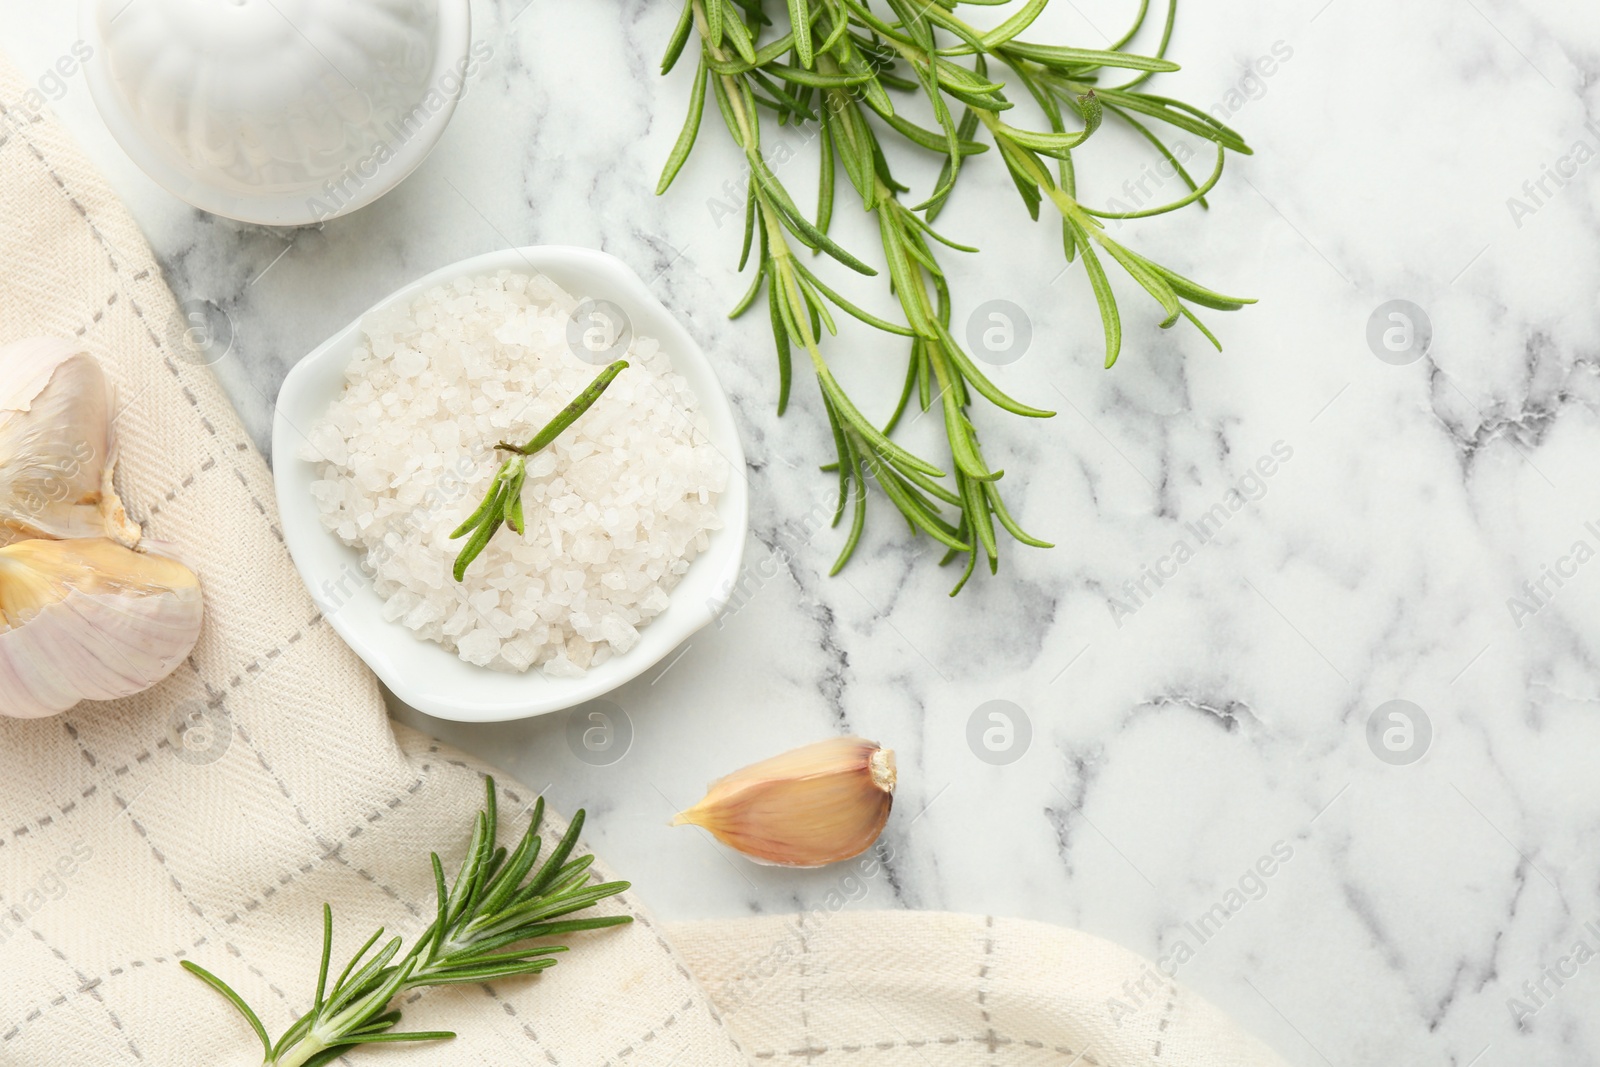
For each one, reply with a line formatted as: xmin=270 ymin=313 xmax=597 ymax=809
xmin=0 ymin=538 xmax=203 ymax=718
xmin=672 ymin=736 xmax=896 ymax=868
xmin=0 ymin=338 xmax=140 ymax=548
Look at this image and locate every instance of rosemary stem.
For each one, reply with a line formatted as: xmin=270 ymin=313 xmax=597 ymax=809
xmin=450 ymin=360 xmax=625 ymax=579
xmin=699 ymin=0 xmax=835 ymax=375
xmin=774 ymin=244 xmax=827 ymax=368
xmin=880 ymin=200 xmax=958 ymax=400
xmin=662 ymin=0 xmax=1240 ymax=588
xmin=272 ymin=1033 xmax=331 ymax=1067
xmin=973 ymin=107 xmax=1086 ymax=222
xmin=695 ymin=0 xmax=828 ymax=372
xmin=694 ymin=0 xmax=757 ymax=146
xmin=186 ymin=784 xmax=628 ymax=1067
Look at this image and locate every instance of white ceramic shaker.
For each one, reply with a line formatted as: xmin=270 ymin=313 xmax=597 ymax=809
xmin=80 ymin=0 xmax=473 ymax=225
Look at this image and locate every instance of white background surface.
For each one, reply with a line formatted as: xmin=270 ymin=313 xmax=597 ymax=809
xmin=5 ymin=1 xmax=1599 ymax=1063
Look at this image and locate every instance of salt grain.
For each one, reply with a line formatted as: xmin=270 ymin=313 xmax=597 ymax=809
xmin=307 ymin=270 xmax=725 ymax=675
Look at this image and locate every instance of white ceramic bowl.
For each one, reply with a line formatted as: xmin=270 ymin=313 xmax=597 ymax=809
xmin=272 ymin=247 xmax=749 ymax=722
xmin=80 ymin=0 xmax=472 ymax=226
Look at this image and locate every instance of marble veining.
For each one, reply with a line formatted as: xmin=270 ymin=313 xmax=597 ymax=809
xmin=6 ymin=0 xmax=1600 ymax=1062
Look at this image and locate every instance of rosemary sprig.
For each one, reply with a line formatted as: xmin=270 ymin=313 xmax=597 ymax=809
xmin=183 ymin=778 xmax=631 ymax=1067
xmin=657 ymin=0 xmax=1253 ymax=593
xmin=449 ymin=359 xmax=628 ymax=581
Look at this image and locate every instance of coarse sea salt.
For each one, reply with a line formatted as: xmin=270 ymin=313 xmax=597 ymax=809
xmin=301 ymin=270 xmax=728 ymax=674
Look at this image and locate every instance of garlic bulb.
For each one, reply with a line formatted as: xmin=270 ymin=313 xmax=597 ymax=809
xmin=0 ymin=538 xmax=203 ymax=718
xmin=0 ymin=338 xmax=140 ymax=548
xmin=673 ymin=737 xmax=896 ymax=867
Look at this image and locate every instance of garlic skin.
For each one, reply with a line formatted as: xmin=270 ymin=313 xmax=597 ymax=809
xmin=0 ymin=338 xmax=140 ymax=548
xmin=0 ymin=538 xmax=203 ymax=718
xmin=673 ymin=737 xmax=896 ymax=868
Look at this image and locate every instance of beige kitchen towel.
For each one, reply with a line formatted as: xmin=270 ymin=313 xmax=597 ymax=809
xmin=0 ymin=60 xmax=751 ymax=1067
xmin=672 ymin=911 xmax=1287 ymax=1066
xmin=0 ymin=54 xmax=1288 ymax=1067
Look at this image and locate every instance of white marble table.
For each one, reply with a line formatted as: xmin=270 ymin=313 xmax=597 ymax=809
xmin=7 ymin=1 xmax=1600 ymax=1062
